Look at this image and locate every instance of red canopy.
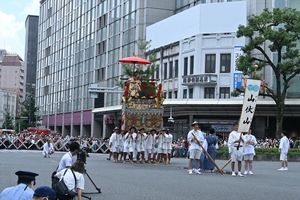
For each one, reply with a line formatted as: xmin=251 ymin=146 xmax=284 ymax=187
xmin=118 ymin=55 xmax=151 ymax=65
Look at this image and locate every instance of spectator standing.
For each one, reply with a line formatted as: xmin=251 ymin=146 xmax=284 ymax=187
xmin=278 ymin=131 xmax=290 ymax=171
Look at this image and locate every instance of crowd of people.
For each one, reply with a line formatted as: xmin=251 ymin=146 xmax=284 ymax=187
xmin=0 ymin=131 xmax=109 ymax=153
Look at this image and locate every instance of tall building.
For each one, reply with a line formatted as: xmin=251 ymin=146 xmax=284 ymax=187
xmin=0 ymin=49 xmax=24 ymax=115
xmin=24 ymin=15 xmax=39 ymax=100
xmin=37 ymin=0 xmax=176 ymax=137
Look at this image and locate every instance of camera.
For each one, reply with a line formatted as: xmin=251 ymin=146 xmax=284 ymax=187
xmin=77 ymin=148 xmax=87 ymax=163
xmin=168 ymin=117 xmax=174 ymax=124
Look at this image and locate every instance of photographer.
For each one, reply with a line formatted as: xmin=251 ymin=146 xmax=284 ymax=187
xmin=55 ymin=160 xmax=85 ymax=200
xmin=57 ymin=142 xmax=80 ymax=173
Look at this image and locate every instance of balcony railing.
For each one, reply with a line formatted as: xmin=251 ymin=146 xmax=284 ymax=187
xmin=182 ymin=74 xmax=217 ymax=86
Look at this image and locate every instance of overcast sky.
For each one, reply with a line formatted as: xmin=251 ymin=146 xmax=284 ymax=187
xmin=0 ymin=0 xmax=39 ymax=59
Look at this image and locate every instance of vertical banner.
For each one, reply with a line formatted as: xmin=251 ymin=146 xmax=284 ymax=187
xmin=233 ymin=72 xmax=242 ymax=89
xmin=238 ymin=79 xmax=261 ymax=132
xmin=234 ymin=46 xmax=243 ymax=71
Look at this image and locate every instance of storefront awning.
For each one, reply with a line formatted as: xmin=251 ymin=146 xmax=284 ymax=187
xmin=92 ymin=105 xmax=122 ymax=114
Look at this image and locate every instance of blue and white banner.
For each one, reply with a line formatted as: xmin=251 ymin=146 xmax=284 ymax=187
xmin=233 ymin=72 xmax=242 ymax=89
xmin=238 ymin=79 xmax=261 ymax=132
xmin=234 ymin=46 xmax=243 ymax=71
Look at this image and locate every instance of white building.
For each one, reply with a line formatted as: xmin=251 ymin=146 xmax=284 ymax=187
xmin=0 ymin=90 xmax=17 ymax=128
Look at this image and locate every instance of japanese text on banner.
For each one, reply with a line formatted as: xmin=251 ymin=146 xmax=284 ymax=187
xmin=238 ymin=79 xmax=261 ymax=132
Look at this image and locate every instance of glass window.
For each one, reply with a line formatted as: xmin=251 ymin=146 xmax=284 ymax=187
xmin=164 ymin=63 xmax=168 ymax=79
xmin=190 ymin=55 xmax=194 ymax=74
xmin=169 ymin=61 xmax=173 ymax=78
xmin=219 ymin=87 xmax=230 ymax=99
xmin=174 ymin=91 xmax=178 ymax=98
xmin=183 ymin=57 xmax=188 ymax=76
xmin=168 ymin=91 xmax=172 ymax=99
xmin=175 ymin=60 xmax=178 ymax=77
xmin=220 ymin=53 xmax=231 ymax=73
xmin=205 ymin=54 xmax=216 ymax=73
xmin=183 ymin=89 xmax=187 ymax=99
xmin=189 ymin=88 xmax=193 ymax=99
xmin=204 ymin=87 xmax=215 ymax=99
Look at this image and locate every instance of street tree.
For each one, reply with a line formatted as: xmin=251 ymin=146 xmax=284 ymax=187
xmin=17 ymin=94 xmax=41 ymax=131
xmin=1 ymin=111 xmax=14 ymax=129
xmin=236 ymin=8 xmax=300 ymax=137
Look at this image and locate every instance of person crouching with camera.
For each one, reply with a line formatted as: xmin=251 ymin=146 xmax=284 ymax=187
xmin=55 ymin=160 xmax=85 ymax=200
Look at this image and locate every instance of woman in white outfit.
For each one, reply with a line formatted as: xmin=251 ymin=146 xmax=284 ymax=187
xmin=56 ymin=160 xmax=85 ymax=200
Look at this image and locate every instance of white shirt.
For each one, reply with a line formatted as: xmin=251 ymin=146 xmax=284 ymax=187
xmin=43 ymin=142 xmax=54 ymax=153
xmin=279 ymin=136 xmax=289 ymax=154
xmin=156 ymin=134 xmax=164 ymax=148
xmin=124 ymin=132 xmax=136 ymax=148
xmin=57 ymin=152 xmax=74 ymax=172
xmin=166 ymin=134 xmax=173 ymax=150
xmin=146 ymin=134 xmax=157 ymax=149
xmin=228 ymin=130 xmax=243 ymax=153
xmin=187 ymin=129 xmax=204 ymax=150
xmin=135 ymin=133 xmax=147 ymax=146
xmin=56 ymin=168 xmax=85 ymax=191
xmin=243 ymin=134 xmax=257 ymax=155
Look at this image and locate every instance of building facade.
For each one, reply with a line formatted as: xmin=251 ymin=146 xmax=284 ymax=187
xmin=24 ymin=15 xmax=39 ymax=100
xmin=0 ymin=90 xmax=17 ymax=128
xmin=0 ymin=49 xmax=24 ymax=115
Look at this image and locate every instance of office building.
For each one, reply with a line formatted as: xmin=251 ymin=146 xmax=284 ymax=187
xmin=24 ymin=15 xmax=39 ymax=99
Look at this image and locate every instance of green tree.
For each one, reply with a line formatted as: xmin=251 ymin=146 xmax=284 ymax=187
xmin=236 ymin=8 xmax=300 ymax=137
xmin=1 ymin=111 xmax=14 ymax=129
xmin=17 ymin=94 xmax=41 ymax=131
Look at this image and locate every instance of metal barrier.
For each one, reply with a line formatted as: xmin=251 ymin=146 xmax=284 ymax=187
xmin=0 ymin=138 xmax=191 ymax=158
xmin=0 ymin=138 xmax=110 ymax=154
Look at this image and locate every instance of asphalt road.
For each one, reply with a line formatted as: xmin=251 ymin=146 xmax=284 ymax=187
xmin=0 ymin=150 xmax=299 ymax=200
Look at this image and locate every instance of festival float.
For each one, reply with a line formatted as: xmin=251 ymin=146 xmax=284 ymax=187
xmin=118 ymin=56 xmax=164 ymax=131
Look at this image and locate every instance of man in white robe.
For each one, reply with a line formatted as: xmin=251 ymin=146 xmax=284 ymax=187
xmin=187 ymin=121 xmax=204 ymax=175
xmin=228 ymin=122 xmax=244 ymax=177
xmin=146 ymin=129 xmax=157 ymax=164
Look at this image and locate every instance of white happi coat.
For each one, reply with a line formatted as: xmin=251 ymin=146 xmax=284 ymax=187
xmin=228 ymin=130 xmax=243 ymax=154
xmin=187 ymin=129 xmax=204 ymax=150
xmin=146 ymin=134 xmax=157 ymax=149
xmin=157 ymin=134 xmax=164 ymax=149
xmin=109 ymin=132 xmax=123 ymax=149
xmin=165 ymin=134 xmax=173 ymax=150
xmin=135 ymin=133 xmax=147 ymax=150
xmin=124 ymin=132 xmax=136 ymax=148
xmin=243 ymin=133 xmax=257 ymax=155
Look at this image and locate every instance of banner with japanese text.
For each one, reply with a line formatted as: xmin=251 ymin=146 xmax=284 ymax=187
xmin=238 ymin=79 xmax=261 ymax=132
